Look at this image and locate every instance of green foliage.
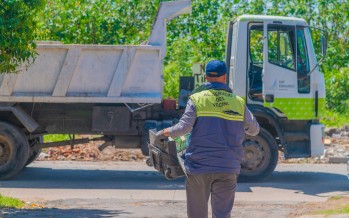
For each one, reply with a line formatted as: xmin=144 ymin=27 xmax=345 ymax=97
xmin=0 ymin=0 xmax=45 ymax=73
xmin=325 ymin=68 xmax=349 ymax=113
xmin=36 ymin=0 xmax=159 ymax=45
xmin=0 ymin=194 xmax=24 ymax=209
xmin=322 ymin=109 xmax=349 ymax=127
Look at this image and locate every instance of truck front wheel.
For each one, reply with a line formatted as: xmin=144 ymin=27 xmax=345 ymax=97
xmin=0 ymin=122 xmax=29 ymax=180
xmin=239 ymin=128 xmax=278 ymax=181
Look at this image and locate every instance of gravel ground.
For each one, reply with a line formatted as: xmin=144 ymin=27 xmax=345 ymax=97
xmin=38 ymin=127 xmax=349 ymax=164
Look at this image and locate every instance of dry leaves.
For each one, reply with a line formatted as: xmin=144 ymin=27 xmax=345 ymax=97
xmin=38 ymin=140 xmax=145 ymax=162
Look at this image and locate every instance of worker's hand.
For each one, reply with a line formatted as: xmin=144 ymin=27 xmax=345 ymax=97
xmin=155 ymin=130 xmax=167 ymax=144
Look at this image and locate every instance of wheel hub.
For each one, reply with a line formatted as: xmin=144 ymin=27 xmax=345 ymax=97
xmin=242 ymin=140 xmax=264 ymax=170
xmin=0 ymin=141 xmax=11 ymax=165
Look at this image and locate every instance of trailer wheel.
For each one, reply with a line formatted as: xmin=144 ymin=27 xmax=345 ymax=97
xmin=239 ymin=128 xmax=278 ymax=182
xmin=0 ymin=122 xmax=29 ymax=180
xmin=25 ymin=136 xmax=43 ymax=166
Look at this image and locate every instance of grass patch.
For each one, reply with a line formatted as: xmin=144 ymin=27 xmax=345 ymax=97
xmin=0 ymin=194 xmax=24 ymax=209
xmin=43 ymin=134 xmax=102 ymax=143
xmin=309 ymin=196 xmax=349 ymax=215
xmin=312 ymin=207 xmax=349 ymax=215
xmin=329 ymin=196 xmax=343 ymax=200
xmin=43 ymin=134 xmax=71 ymax=142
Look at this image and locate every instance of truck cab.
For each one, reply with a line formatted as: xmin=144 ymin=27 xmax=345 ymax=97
xmin=226 ymin=15 xmax=326 ymax=180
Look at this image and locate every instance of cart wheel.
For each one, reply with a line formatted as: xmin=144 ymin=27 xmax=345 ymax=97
xmin=165 ymin=168 xmax=173 ymax=180
xmin=146 ymin=157 xmax=153 ymax=167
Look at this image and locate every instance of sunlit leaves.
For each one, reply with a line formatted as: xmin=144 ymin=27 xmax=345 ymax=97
xmin=325 ymin=68 xmax=349 ymax=113
xmin=36 ymin=0 xmax=159 ymax=45
xmin=0 ymin=0 xmax=45 ymax=73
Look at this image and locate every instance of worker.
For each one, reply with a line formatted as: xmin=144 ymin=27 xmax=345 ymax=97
xmin=155 ymin=60 xmax=260 ymax=218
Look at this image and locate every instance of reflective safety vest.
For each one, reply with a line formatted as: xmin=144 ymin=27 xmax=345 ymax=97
xmin=185 ymin=89 xmax=246 ymax=174
xmin=190 ymin=90 xmax=245 ymax=121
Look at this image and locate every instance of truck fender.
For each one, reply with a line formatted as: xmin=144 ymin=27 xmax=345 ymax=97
xmin=247 ymin=105 xmax=285 ymax=145
xmin=0 ymin=105 xmax=39 ymax=132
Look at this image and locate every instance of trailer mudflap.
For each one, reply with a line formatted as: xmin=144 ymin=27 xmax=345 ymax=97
xmin=148 ymin=130 xmax=185 ymax=180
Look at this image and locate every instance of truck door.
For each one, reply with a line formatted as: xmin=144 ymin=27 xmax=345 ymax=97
xmin=262 ymin=22 xmax=313 ymax=120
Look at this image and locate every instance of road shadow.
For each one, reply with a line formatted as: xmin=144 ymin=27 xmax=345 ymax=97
xmin=1 ymin=164 xmax=348 ymax=197
xmin=237 ymin=170 xmax=349 ymax=196
xmin=0 ymin=166 xmax=186 ymax=190
xmin=3 ymin=208 xmax=130 ymax=218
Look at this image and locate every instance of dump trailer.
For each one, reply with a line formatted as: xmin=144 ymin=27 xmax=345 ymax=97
xmin=0 ymin=0 xmax=326 ymax=181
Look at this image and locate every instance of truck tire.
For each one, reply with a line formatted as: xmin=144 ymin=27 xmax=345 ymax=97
xmin=25 ymin=136 xmax=43 ymax=166
xmin=0 ymin=122 xmax=29 ymax=180
xmin=239 ymin=128 xmax=278 ymax=182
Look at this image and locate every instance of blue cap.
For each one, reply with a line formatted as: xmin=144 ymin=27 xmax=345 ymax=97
xmin=205 ymin=60 xmax=227 ymax=77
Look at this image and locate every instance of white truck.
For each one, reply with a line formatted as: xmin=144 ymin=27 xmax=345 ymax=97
xmin=0 ymin=0 xmax=326 ymax=181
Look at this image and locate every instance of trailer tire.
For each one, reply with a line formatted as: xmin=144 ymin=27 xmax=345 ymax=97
xmin=0 ymin=122 xmax=29 ymax=180
xmin=239 ymin=128 xmax=278 ymax=182
xmin=26 ymin=136 xmax=43 ymax=166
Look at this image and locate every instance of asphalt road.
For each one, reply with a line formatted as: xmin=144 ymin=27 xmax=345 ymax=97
xmin=1 ymin=161 xmax=348 ymax=218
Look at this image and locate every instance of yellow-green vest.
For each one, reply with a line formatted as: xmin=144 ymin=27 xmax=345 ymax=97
xmin=190 ymin=90 xmax=245 ymax=121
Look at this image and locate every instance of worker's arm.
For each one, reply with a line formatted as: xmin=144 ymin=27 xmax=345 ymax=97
xmin=161 ymin=99 xmax=196 ymax=138
xmin=244 ymin=106 xmax=260 ymax=136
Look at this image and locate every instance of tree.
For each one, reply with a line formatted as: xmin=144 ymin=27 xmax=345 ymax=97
xmin=0 ymin=0 xmax=45 ymax=73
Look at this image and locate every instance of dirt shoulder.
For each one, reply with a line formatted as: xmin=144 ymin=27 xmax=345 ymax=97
xmin=290 ymin=197 xmax=349 ymax=217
